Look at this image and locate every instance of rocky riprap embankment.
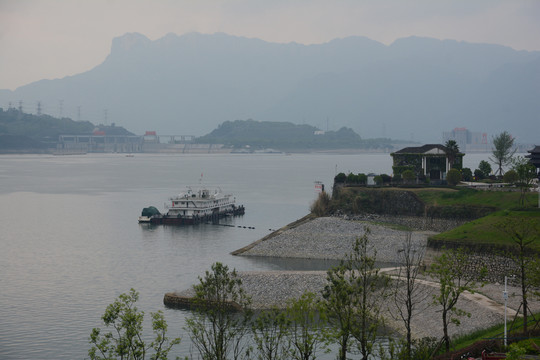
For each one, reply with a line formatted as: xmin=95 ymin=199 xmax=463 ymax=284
xmin=168 ymin=216 xmax=539 ymax=340
xmin=168 ymin=271 xmax=328 ymax=311
xmin=167 ymin=269 xmax=530 ymax=339
xmin=235 ymin=216 xmax=435 ymax=263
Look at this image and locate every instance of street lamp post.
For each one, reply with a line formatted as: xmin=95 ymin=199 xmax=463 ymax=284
xmin=504 ymin=275 xmax=515 ymax=347
xmin=504 ymin=276 xmax=509 ymax=347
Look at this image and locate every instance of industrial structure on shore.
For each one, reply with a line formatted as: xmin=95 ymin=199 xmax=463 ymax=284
xmin=55 ymin=130 xmax=227 ymax=154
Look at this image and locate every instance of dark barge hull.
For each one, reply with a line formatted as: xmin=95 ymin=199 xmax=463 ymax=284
xmin=149 ymin=205 xmax=245 ymax=225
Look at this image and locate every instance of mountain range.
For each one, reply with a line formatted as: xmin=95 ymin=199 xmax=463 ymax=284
xmin=1 ymin=32 xmax=539 ymax=143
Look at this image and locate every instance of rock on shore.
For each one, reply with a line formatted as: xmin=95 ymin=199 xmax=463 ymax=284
xmin=236 ymin=216 xmax=435 ymax=262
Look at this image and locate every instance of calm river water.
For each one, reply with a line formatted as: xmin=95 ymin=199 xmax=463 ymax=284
xmin=0 ymin=152 xmax=490 ymax=359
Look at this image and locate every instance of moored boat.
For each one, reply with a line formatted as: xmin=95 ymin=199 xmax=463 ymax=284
xmin=138 ymin=186 xmax=245 ymax=225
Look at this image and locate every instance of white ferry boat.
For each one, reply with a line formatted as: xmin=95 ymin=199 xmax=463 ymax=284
xmin=138 ymin=186 xmax=245 ymax=225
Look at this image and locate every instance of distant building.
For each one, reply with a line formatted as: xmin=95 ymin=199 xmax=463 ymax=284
xmin=442 ymin=127 xmax=488 ymax=152
xmin=391 ymin=144 xmax=464 ymax=182
xmin=367 ymin=173 xmax=376 ymax=186
xmin=526 ymin=145 xmax=540 ymax=179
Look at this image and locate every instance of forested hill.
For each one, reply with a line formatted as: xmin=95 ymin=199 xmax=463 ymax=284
xmin=194 ymin=120 xmax=395 ymax=150
xmin=0 ymin=108 xmax=133 ymax=151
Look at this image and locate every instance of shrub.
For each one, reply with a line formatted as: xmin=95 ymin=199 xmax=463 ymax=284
xmin=503 ymin=169 xmax=518 ymax=184
xmin=334 ymin=172 xmax=347 ymax=183
xmin=478 ymin=160 xmax=492 ymax=178
xmin=474 ymin=169 xmax=484 ymax=180
xmin=380 ymin=174 xmax=392 ymax=184
xmin=402 ymin=170 xmax=416 ymax=183
xmin=506 ymin=343 xmax=527 ymax=360
xmin=357 ymin=173 xmax=368 ymax=185
xmin=462 ymin=168 xmax=473 ymax=182
xmin=446 ymin=168 xmax=462 ymax=186
xmin=310 ymin=191 xmax=331 ymax=216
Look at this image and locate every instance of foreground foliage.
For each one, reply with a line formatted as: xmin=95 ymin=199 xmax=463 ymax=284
xmin=251 ymin=307 xmax=292 ymax=360
xmin=89 ymin=289 xmax=181 ymax=360
xmin=322 ymin=227 xmax=388 ymax=360
xmin=391 ymin=232 xmax=428 ymax=360
xmin=185 ymin=262 xmax=252 ymax=360
xmin=428 ymin=247 xmax=485 ymax=352
xmin=495 ymin=217 xmax=540 ymax=334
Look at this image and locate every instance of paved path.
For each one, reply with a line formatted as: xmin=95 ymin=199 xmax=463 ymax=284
xmin=380 ymin=267 xmax=519 ymax=318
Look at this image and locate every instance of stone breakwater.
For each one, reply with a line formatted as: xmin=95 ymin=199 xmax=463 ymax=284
xmin=167 ymin=271 xmax=328 ymax=311
xmin=165 ymin=269 xmax=532 ymax=340
xmin=235 ymin=216 xmax=436 ymax=262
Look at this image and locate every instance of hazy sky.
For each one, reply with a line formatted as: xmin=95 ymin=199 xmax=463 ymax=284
xmin=1 ymin=0 xmax=539 ymax=90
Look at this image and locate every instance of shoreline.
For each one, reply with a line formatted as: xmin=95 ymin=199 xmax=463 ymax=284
xmin=166 ymin=215 xmax=537 ymax=340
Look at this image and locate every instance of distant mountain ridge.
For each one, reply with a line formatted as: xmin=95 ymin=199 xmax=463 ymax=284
xmin=1 ymin=32 xmax=538 ymax=143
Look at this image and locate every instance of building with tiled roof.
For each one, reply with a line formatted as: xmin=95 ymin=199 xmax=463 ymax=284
xmin=391 ymin=144 xmax=464 ymax=182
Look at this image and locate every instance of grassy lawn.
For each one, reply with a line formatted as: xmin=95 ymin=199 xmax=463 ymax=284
xmin=413 ymin=187 xmax=538 ymax=210
xmin=431 ymin=210 xmax=540 ymax=252
xmin=337 ymin=186 xmax=538 ymax=211
xmin=450 ymin=313 xmax=540 ymax=353
xmin=333 ymin=186 xmax=540 ymax=250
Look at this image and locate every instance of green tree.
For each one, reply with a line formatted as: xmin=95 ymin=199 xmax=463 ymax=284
xmin=89 ymin=289 xmax=181 ymax=360
xmin=446 ymin=168 xmax=461 ymax=186
xmin=428 ymin=248 xmax=484 ymax=352
xmin=496 ymin=217 xmax=540 ymax=334
xmin=346 ymin=173 xmax=358 ymax=184
xmin=357 ymin=173 xmax=368 ymax=185
xmin=348 ymin=228 xmax=389 ymax=360
xmin=511 ymin=156 xmax=538 ymax=207
xmin=323 ymin=261 xmax=358 ymax=359
xmin=490 ymin=131 xmax=516 ymax=176
xmin=474 ymin=169 xmax=485 ymax=180
xmin=392 ymin=233 xmax=428 ymax=360
xmin=251 ymin=307 xmax=292 ymax=360
xmin=444 ymin=140 xmax=460 ymax=169
xmin=334 ymin=173 xmax=347 ymax=183
xmin=185 ymin=262 xmax=252 ymax=360
xmin=285 ymin=292 xmax=327 ymax=360
xmin=503 ymin=169 xmax=518 ymax=184
xmin=478 ymin=160 xmax=492 ymax=178
xmin=323 ymin=262 xmax=357 ymax=360
xmin=461 ymin=168 xmax=473 ymax=182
